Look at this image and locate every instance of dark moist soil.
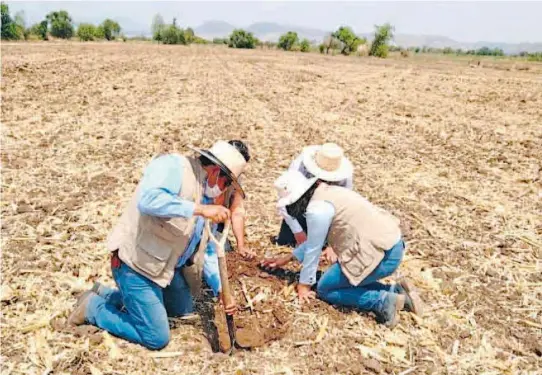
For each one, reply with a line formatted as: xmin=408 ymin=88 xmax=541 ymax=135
xmin=210 ymin=251 xmax=293 ymax=353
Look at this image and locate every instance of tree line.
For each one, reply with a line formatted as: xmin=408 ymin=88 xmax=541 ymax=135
xmin=1 ymin=3 xmax=122 ymax=41
xmin=3 ymin=5 xmax=539 ymax=61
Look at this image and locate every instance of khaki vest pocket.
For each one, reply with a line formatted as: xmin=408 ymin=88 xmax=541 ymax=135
xmin=339 ymin=246 xmax=374 ymax=278
xmin=132 ymin=233 xmax=173 ymax=277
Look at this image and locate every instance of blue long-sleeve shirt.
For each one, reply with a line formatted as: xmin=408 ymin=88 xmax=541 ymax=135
xmin=292 ymin=200 xmax=335 ymax=285
xmin=137 ymin=154 xmax=221 ymax=295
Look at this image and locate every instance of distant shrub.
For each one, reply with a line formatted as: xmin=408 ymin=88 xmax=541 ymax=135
xmin=213 ymin=37 xmax=228 ymax=45
xmin=319 ymin=44 xmax=325 ymax=54
xmin=1 ymin=3 xmax=19 ymax=40
xmin=28 ymin=20 xmax=48 ymax=40
xmin=151 ymin=14 xmax=165 ymax=41
xmin=77 ymin=23 xmax=96 ymax=41
xmin=299 ymin=38 xmax=311 ymax=52
xmin=332 ymin=26 xmax=365 ymax=55
xmin=184 ymin=27 xmax=195 ymax=44
xmin=369 ymin=23 xmax=394 ymax=58
xmin=278 ymin=31 xmax=298 ymax=51
xmin=228 ymin=29 xmax=256 ymax=49
xmin=47 ymin=10 xmax=74 ymax=39
xmin=527 ymin=52 xmax=542 ymax=61
xmin=101 ymin=19 xmax=121 ymax=41
xmin=161 ymin=24 xmax=185 ymax=45
xmin=400 ymin=50 xmax=409 ymax=58
xmin=192 ymin=36 xmax=208 ymax=44
xmin=94 ymin=25 xmax=105 ymax=39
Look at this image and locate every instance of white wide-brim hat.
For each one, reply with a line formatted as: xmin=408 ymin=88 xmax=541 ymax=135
xmin=189 ymin=140 xmax=247 ymax=198
xmin=302 ymin=143 xmax=353 ymax=182
xmin=274 ymin=170 xmax=318 ymax=208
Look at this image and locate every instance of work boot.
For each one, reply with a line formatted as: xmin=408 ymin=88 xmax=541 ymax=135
xmin=395 ymin=277 xmax=424 ymax=316
xmin=377 ymin=293 xmax=405 ymax=329
xmin=68 ymin=291 xmax=96 ymax=326
xmin=91 ymin=281 xmax=105 ymax=296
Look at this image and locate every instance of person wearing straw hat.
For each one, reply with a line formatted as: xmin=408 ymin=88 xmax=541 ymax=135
xmin=67 ymin=140 xmax=250 ymax=350
xmin=275 ymin=143 xmax=353 ymax=261
xmin=263 ymin=170 xmax=423 ymax=328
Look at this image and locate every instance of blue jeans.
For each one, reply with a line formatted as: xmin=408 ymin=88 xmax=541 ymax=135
xmin=317 ymin=240 xmax=404 ymax=317
xmin=85 ymin=263 xmax=193 ymax=350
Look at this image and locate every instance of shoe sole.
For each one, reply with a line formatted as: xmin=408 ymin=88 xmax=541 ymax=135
xmin=399 ymin=279 xmax=424 ymax=316
xmin=68 ymin=291 xmax=95 ymax=326
xmin=385 ymin=294 xmax=405 ymax=329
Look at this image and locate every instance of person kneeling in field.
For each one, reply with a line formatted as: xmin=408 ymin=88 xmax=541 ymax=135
xmin=262 ymin=170 xmax=423 ymax=328
xmin=68 ymin=140 xmax=250 ymax=350
xmin=275 ymin=143 xmax=353 ymax=263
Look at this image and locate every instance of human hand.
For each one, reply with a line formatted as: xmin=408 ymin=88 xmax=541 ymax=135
xmin=260 ymin=254 xmax=293 ymax=269
xmin=294 ymin=231 xmax=307 ymax=245
xmin=321 ymin=246 xmax=338 ymax=264
xmin=195 ymin=204 xmax=230 ymax=223
xmin=238 ymin=246 xmax=256 ymax=260
xmin=297 ymin=284 xmax=316 ymax=305
xmin=218 ymin=293 xmax=237 ymax=315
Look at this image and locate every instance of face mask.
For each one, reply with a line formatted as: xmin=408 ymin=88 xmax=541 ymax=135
xmin=204 ymin=181 xmax=224 ymax=198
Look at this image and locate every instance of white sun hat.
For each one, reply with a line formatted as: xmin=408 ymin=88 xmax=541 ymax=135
xmin=189 ymin=140 xmax=248 ymax=197
xmin=302 ymin=143 xmax=353 ymax=182
xmin=274 ymin=170 xmax=318 ymax=208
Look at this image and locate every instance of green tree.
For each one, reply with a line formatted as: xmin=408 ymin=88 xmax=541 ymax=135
xmin=151 ymin=13 xmax=165 ymax=41
xmin=184 ymin=27 xmax=195 ymax=43
xmin=77 ymin=23 xmax=96 ymax=41
xmin=13 ymin=10 xmax=27 ymax=39
xmin=101 ymin=19 xmax=121 ymax=41
xmin=369 ymin=23 xmax=394 ymax=58
xmin=94 ymin=25 xmax=105 ymax=39
xmin=278 ymin=31 xmax=299 ymax=51
xmin=28 ymin=20 xmax=48 ymax=40
xmin=160 ymin=24 xmax=185 ymax=45
xmin=1 ymin=2 xmax=20 ymax=40
xmin=299 ymin=38 xmax=311 ymax=52
xmin=333 ymin=26 xmax=365 ymax=55
xmin=46 ymin=10 xmax=74 ymax=39
xmin=227 ymin=29 xmax=256 ymax=49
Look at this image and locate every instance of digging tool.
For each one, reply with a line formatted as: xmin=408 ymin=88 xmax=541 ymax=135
xmin=205 ymin=219 xmax=237 ymax=354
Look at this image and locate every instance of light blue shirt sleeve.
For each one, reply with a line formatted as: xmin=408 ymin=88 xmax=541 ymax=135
xmin=137 ymin=154 xmax=196 ymax=218
xmin=292 ymin=200 xmax=335 ymax=285
xmin=203 ymin=224 xmax=221 ymax=296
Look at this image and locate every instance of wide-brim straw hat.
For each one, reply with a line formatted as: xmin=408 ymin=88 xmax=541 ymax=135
xmin=274 ymin=170 xmax=318 ymax=208
xmin=302 ymin=143 xmax=353 ymax=182
xmin=189 ymin=140 xmax=247 ymax=198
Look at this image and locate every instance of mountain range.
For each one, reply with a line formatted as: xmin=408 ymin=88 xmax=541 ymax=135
xmin=120 ymin=19 xmax=541 ymax=54
xmin=192 ymin=21 xmax=542 ymax=54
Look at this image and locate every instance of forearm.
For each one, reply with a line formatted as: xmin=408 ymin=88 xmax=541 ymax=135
xmin=138 ymin=189 xmax=195 ymax=218
xmin=232 ymin=211 xmax=246 ymax=249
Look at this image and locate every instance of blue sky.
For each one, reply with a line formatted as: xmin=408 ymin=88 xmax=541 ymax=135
xmin=7 ymin=1 xmax=542 ymax=43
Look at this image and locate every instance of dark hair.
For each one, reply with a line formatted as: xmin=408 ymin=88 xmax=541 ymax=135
xmin=228 ymin=140 xmax=250 ymax=162
xmin=285 ymin=181 xmax=320 ymax=218
xmin=199 ymin=154 xmax=215 ymax=167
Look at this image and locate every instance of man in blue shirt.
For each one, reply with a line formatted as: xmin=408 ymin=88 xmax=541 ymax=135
xmin=68 ymin=140 xmax=250 ymax=350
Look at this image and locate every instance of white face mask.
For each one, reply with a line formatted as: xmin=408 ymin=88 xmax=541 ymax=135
xmin=204 ymin=181 xmax=224 ymax=198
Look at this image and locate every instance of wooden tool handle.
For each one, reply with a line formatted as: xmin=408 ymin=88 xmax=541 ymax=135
xmin=218 ymin=257 xmax=234 ymax=306
xmin=205 ymin=219 xmax=231 ymax=257
xmin=205 ymin=219 xmax=233 ymax=305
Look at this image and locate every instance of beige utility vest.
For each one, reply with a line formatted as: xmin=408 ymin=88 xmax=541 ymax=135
xmin=106 ymin=155 xmax=207 ymax=288
xmin=312 ymin=184 xmax=402 ymax=286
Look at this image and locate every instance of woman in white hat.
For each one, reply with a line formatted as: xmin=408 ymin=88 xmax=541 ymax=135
xmin=275 ymin=143 xmax=353 ymax=255
xmin=263 ymin=170 xmax=423 ymax=328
